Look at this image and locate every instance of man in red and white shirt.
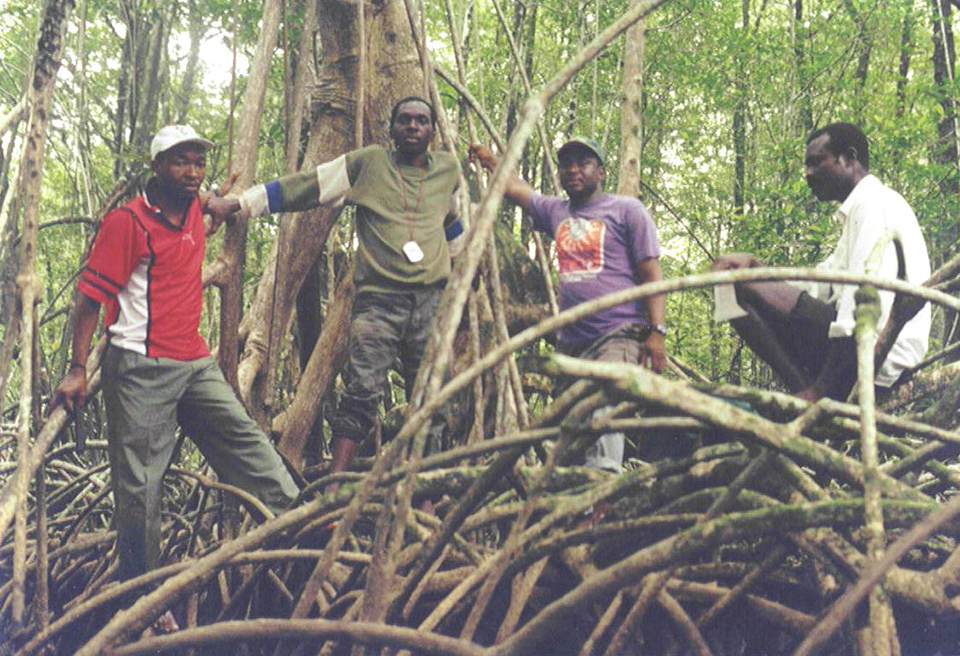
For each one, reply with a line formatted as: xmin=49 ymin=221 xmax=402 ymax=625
xmin=52 ymin=126 xmax=299 ymax=588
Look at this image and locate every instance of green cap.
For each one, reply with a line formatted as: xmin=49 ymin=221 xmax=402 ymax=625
xmin=557 ymin=137 xmax=605 ymax=166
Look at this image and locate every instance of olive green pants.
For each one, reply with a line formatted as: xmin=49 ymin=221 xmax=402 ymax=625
xmin=102 ymin=346 xmax=299 ymax=581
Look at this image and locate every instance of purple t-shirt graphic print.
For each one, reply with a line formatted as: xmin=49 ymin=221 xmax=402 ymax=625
xmin=529 ymin=193 xmax=660 ymax=350
xmin=556 ymin=217 xmax=606 ymax=276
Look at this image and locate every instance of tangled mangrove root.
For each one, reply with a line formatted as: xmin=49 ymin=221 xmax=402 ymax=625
xmin=3 ymin=352 xmax=960 ymax=656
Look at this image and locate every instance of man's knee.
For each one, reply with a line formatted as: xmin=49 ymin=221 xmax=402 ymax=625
xmin=330 ymin=400 xmax=378 ymax=443
xmin=793 ymin=291 xmax=836 ymax=327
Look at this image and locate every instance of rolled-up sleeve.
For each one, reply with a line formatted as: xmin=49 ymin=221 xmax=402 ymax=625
xmin=239 ymin=154 xmax=352 ymax=218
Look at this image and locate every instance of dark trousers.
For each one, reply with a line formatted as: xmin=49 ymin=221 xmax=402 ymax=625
xmin=330 ymin=286 xmax=445 ymax=454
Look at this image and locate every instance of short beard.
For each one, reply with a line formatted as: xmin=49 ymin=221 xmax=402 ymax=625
xmin=155 ymin=178 xmax=197 ymax=208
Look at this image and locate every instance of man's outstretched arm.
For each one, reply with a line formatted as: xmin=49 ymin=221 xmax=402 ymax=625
xmin=205 ymin=156 xmax=355 ymax=228
xmin=468 ymin=145 xmax=536 ymax=214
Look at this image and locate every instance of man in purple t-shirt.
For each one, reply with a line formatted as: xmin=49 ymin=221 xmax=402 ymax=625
xmin=470 ymin=138 xmax=666 ymax=472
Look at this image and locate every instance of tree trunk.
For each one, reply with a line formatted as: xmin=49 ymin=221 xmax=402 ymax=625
xmin=285 ymin=0 xmax=345 ymax=397
xmin=503 ymin=0 xmax=527 ymax=139
xmin=278 ymin=270 xmax=353 ymax=465
xmin=565 ymin=2 xmax=586 ymax=136
xmin=520 ymin=0 xmax=538 ymax=184
xmin=896 ymin=6 xmax=914 ymax=122
xmin=733 ymin=0 xmax=748 ymax=217
xmin=284 ymin=0 xmax=318 ymax=174
xmin=214 ymin=0 xmax=284 ymax=393
xmin=793 ymin=0 xmax=812 ymax=133
xmin=617 ymin=3 xmax=644 ymax=197
xmin=112 ymin=26 xmax=131 ymax=178
xmin=75 ymin=0 xmax=94 ymax=218
xmin=257 ymin=0 xmax=321 ymax=409
xmin=11 ymin=0 xmax=75 ymax=623
xmin=931 ymin=0 xmax=960 ymax=354
xmin=0 ymin=101 xmax=26 ymax=263
xmin=175 ymin=0 xmax=205 ymax=124
xmin=843 ymin=0 xmax=873 ymax=122
xmin=129 ymin=5 xmax=170 ymax=159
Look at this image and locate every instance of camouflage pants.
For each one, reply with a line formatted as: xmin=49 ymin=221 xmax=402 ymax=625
xmin=330 ymin=285 xmax=445 ymax=454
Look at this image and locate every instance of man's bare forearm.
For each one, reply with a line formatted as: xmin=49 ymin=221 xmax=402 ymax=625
xmin=469 ymin=145 xmax=536 ymax=213
xmin=69 ymin=295 xmax=101 ymax=367
xmin=636 ymin=257 xmax=665 ymax=325
xmin=50 ymin=294 xmax=102 ymax=413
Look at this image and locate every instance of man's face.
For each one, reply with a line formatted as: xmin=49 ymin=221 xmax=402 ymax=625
xmin=152 ymin=144 xmax=207 ymax=201
xmin=559 ymin=146 xmax=604 ymax=201
xmin=805 ymin=134 xmax=855 ymax=202
xmin=391 ymin=101 xmax=435 ymax=156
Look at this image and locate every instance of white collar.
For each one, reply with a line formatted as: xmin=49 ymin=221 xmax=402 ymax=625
xmin=836 ymin=174 xmax=881 ymax=218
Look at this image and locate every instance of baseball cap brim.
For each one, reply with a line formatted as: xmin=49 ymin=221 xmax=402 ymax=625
xmin=557 ymin=137 xmax=605 ymax=166
xmin=153 ymin=138 xmax=214 ymax=160
xmin=150 ymin=125 xmax=215 ymax=161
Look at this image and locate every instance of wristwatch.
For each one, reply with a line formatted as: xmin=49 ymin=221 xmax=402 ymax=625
xmin=651 ymin=324 xmax=668 ymax=337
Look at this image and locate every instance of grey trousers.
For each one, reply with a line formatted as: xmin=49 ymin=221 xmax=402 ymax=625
xmin=102 ymin=346 xmax=299 ymax=581
xmin=561 ymin=326 xmax=651 ymax=472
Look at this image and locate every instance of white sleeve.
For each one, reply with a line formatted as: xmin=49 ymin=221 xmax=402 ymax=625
xmin=828 ymin=207 xmax=896 ymax=339
xmin=314 ymin=155 xmax=351 ymax=206
xmin=238 ymin=185 xmax=269 ymax=220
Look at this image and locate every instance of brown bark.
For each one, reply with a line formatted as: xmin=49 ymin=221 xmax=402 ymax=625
xmin=11 ymin=0 xmax=75 ymax=622
xmin=793 ymin=0 xmax=813 ymax=132
xmin=128 ymin=5 xmax=170 ymax=158
xmin=932 ymin=0 xmax=960 ymax=352
xmin=896 ymin=6 xmax=914 ymax=121
xmin=277 ymin=271 xmax=354 ymax=465
xmin=732 ymin=0 xmax=748 ymax=217
xmin=0 ymin=97 xmax=26 ymax=251
xmin=215 ymin=0 xmax=285 ymax=393
xmin=175 ymin=0 xmax=205 ymax=124
xmin=284 ymin=0 xmax=319 ymax=174
xmin=112 ymin=15 xmax=131 ymax=178
xmin=843 ymin=0 xmax=873 ymax=121
xmin=110 ymin=2 xmax=171 ymax=173
xmin=483 ymin=0 xmax=560 ymax=316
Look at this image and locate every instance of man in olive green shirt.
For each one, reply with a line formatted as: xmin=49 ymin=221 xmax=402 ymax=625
xmin=210 ymin=97 xmax=463 ymax=482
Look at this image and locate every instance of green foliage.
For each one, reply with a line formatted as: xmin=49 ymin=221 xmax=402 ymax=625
xmin=4 ymin=0 xmax=960 ymax=406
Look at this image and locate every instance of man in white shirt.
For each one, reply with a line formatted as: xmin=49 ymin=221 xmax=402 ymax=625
xmin=713 ymin=122 xmax=931 ymax=401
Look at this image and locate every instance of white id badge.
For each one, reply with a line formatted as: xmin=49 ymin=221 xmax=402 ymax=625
xmin=403 ymin=240 xmax=424 ymax=263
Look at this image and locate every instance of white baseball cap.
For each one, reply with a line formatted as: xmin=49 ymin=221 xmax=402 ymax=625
xmin=150 ymin=125 xmax=214 ymax=161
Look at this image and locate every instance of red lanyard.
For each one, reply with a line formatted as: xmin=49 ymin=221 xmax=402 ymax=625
xmin=395 ymin=158 xmax=427 ymax=241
